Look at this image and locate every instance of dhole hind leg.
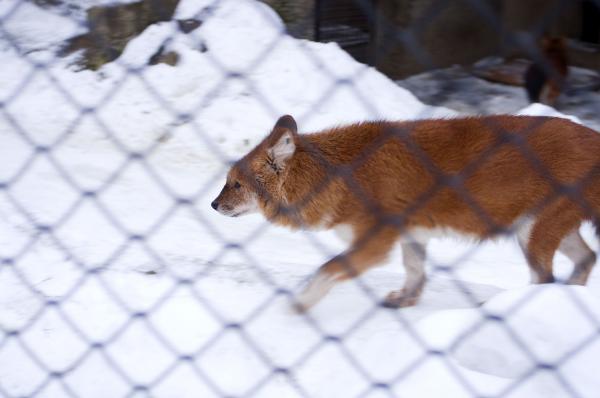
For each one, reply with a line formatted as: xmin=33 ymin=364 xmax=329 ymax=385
xmin=559 ymin=228 xmax=597 ymax=285
xmin=518 ymin=206 xmax=582 ymax=284
xmin=382 ymin=240 xmax=427 ymax=308
xmin=293 ymin=225 xmax=399 ymax=313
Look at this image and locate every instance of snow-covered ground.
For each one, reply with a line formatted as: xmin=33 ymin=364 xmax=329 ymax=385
xmin=1 ymin=0 xmax=599 ymax=397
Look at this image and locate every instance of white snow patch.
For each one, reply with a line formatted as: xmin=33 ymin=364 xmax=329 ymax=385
xmin=417 ymin=284 xmax=600 ymax=397
xmin=0 ymin=0 xmax=599 ymax=397
xmin=517 ymin=103 xmax=583 ymax=124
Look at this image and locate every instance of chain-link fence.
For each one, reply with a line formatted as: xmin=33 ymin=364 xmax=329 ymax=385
xmin=1 ymin=0 xmax=600 ymax=397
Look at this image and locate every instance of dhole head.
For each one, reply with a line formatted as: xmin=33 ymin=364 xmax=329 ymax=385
xmin=211 ymin=115 xmax=298 ymax=217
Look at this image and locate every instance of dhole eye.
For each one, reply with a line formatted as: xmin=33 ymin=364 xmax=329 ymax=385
xmin=234 ymin=181 xmax=241 ymax=189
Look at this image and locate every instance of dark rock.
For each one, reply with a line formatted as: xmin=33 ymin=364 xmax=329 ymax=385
xmin=159 ymin=52 xmax=179 ymax=66
xmin=148 ymin=44 xmax=180 ymax=66
xmin=177 ymin=18 xmax=202 ymax=34
xmin=148 ymin=44 xmax=166 ymax=64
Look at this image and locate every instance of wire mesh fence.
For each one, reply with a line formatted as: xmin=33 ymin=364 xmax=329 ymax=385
xmin=1 ymin=0 xmax=600 ymax=397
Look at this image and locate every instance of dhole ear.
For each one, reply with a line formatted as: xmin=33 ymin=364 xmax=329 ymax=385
xmin=268 ymin=130 xmax=295 ymax=168
xmin=267 ymin=115 xmax=298 ymax=169
xmin=273 ymin=114 xmax=297 ymax=134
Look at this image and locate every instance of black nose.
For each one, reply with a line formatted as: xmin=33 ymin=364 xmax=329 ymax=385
xmin=211 ymin=200 xmax=219 ymax=210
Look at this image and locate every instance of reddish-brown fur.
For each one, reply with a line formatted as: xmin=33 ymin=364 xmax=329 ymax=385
xmin=212 ymin=115 xmax=600 ymax=311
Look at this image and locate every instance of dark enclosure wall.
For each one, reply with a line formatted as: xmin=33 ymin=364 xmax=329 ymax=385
xmin=264 ymin=0 xmax=600 ymax=79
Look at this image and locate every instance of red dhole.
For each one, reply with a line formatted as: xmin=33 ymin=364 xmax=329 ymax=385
xmin=212 ymin=115 xmax=600 ymax=312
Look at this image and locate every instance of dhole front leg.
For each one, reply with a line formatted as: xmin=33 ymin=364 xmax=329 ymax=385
xmin=293 ymin=225 xmax=399 ymax=313
xmin=382 ymin=240 xmax=427 ymax=308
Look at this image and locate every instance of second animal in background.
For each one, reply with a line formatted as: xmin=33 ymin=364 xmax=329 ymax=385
xmin=524 ymin=36 xmax=569 ymax=106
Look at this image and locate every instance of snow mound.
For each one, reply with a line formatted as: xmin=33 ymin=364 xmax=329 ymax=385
xmin=0 ymin=1 xmax=83 ymax=54
xmin=418 ymin=284 xmax=600 ymax=397
xmin=517 ymin=103 xmax=583 ymax=125
xmin=109 ymin=0 xmax=455 ymax=155
xmin=1 ymin=0 xmax=455 ymax=169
